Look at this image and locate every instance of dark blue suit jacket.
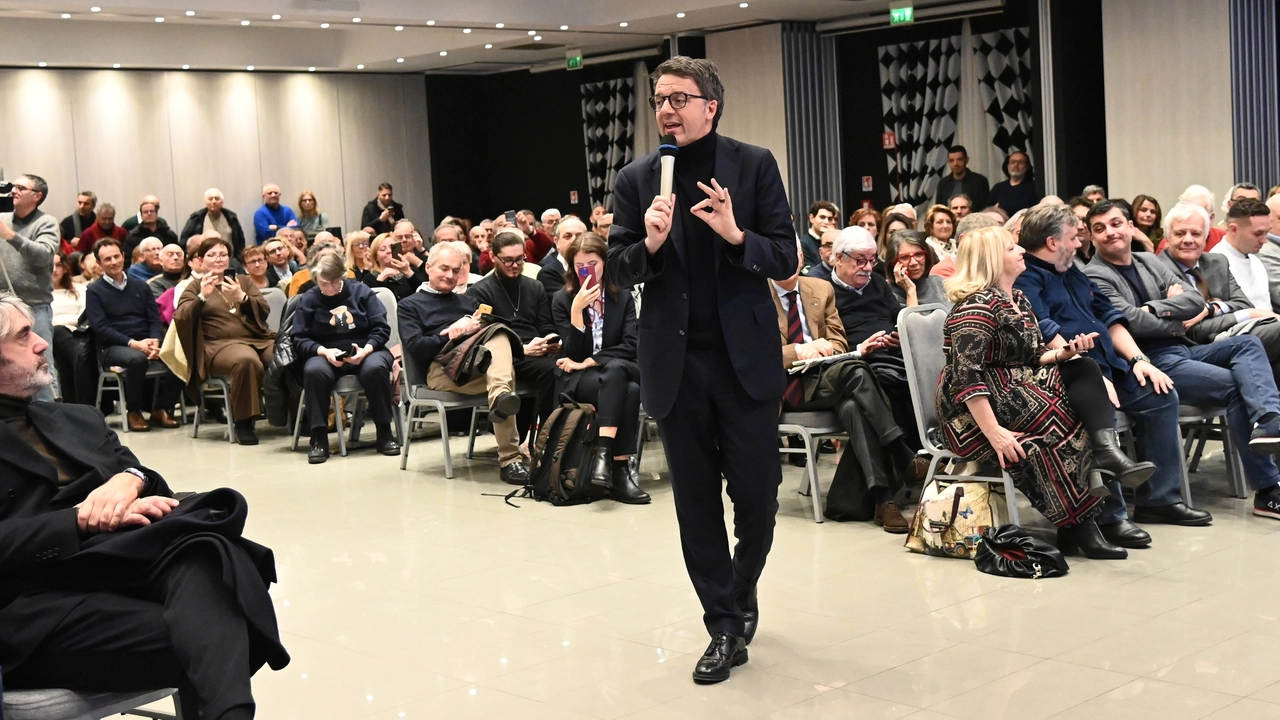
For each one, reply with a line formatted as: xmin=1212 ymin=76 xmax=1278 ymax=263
xmin=606 ymin=133 xmax=797 ymax=419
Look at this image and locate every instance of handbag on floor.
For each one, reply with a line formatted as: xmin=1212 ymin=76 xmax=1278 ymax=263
xmin=973 ymin=524 xmax=1069 ymax=579
xmin=905 ymin=479 xmax=1001 ymax=558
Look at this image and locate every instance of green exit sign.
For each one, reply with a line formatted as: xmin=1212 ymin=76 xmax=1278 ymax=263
xmin=889 ymin=5 xmax=914 ymax=24
xmin=566 ymin=51 xmax=583 ymax=70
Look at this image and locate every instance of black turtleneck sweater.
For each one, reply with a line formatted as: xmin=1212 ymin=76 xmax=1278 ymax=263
xmin=0 ymin=394 xmax=75 ymax=485
xmin=673 ymin=131 xmax=722 ymax=348
xmin=466 ymin=272 xmax=555 ymax=343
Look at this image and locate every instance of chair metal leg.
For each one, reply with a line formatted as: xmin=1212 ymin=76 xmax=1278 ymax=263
xmin=1222 ymin=423 xmax=1248 ymax=499
xmin=223 ymin=385 xmax=237 ymax=444
xmin=190 ymin=393 xmax=200 ymax=438
xmin=804 ymin=432 xmax=824 ymax=524
xmin=1174 ymin=422 xmax=1193 ymax=505
xmin=333 ymin=392 xmax=348 ymax=456
xmin=399 ymin=403 xmax=415 ymax=470
xmin=436 ymin=401 xmax=454 ymax=478
xmin=291 ymin=393 xmax=306 ymax=451
xmin=466 ymin=407 xmax=480 ymax=459
xmin=1001 ymin=471 xmax=1021 ymax=526
xmin=394 ymin=400 xmax=404 ymax=444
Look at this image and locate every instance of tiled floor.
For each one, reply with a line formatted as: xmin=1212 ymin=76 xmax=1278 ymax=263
xmin=122 ymin=422 xmax=1280 ymax=719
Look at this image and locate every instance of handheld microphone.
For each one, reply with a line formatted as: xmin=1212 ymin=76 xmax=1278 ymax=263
xmin=658 ymin=134 xmax=678 ymax=198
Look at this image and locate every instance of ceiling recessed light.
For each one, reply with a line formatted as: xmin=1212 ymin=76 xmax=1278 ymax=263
xmin=185 ymin=10 xmax=194 ymax=16
xmin=356 ymin=64 xmax=364 ymax=69
xmin=154 ymin=17 xmax=163 ymax=22
xmin=463 ymin=28 xmax=471 ymax=33
xmin=351 ymin=17 xmax=360 ymax=23
xmin=560 ymin=24 xmax=569 ymax=30
xmin=320 ymin=22 xmax=329 ymax=28
xmin=112 ymin=63 xmax=120 ymax=68
xmin=619 ymin=21 xmax=629 ymax=27
xmin=181 ymin=64 xmax=189 ymax=69
xmin=484 ymin=43 xmax=492 ymax=49
xmin=395 ymin=25 xmax=403 ymax=31
xmin=38 ymin=62 xmax=47 ymax=67
xmin=739 ymin=2 xmax=749 ymax=6
xmin=90 ymin=6 xmax=101 ymax=12
xmin=61 ymin=12 xmax=71 ymax=18
xmin=495 ymin=22 xmax=504 ymax=28
xmin=271 ymin=14 xmax=280 ymax=20
xmin=426 ymin=20 xmax=435 ymax=25
xmin=439 ymin=51 xmax=447 ymax=56
xmin=676 ymin=12 xmax=686 ymax=18
xmin=534 ymin=35 xmax=542 ymax=41
xmin=240 ymin=20 xmax=250 ymax=25
xmin=246 ymin=65 xmax=254 ymax=70
xmin=308 ymin=66 xmax=315 ymax=71
xmin=396 ymin=57 xmax=404 ymax=62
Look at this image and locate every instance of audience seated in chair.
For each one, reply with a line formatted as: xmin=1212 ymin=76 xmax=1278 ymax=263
xmin=0 ymin=294 xmax=287 ymax=720
xmin=179 ymin=188 xmax=248 ymax=260
xmin=773 ymin=240 xmax=918 ymax=532
xmin=357 ymin=232 xmax=426 ymax=301
xmin=49 ymin=254 xmax=88 ymax=405
xmin=466 ymin=229 xmax=561 ymax=435
xmin=291 ymin=252 xmax=399 ymax=464
xmin=174 ymin=236 xmax=276 ymax=445
xmin=147 ymin=244 xmax=188 ymax=300
xmin=84 ymin=238 xmax=182 ymax=432
xmin=1014 ymin=203 xmax=1210 ymax=543
xmin=550 ymin=232 xmax=649 ymax=504
xmin=126 ymin=237 xmax=164 ymax=282
xmin=885 ymin=230 xmax=950 ymax=309
xmin=538 ymin=216 xmax=587 ymax=295
xmin=1083 ymin=200 xmax=1280 ymax=521
xmin=285 ymin=233 xmax=347 ymax=297
xmin=398 ymin=241 xmax=531 ymax=485
xmin=803 ymin=228 xmax=838 ymax=282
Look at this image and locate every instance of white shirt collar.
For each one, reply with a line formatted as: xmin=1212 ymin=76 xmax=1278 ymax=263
xmin=103 ymin=274 xmax=128 ymax=291
xmin=830 ymin=271 xmax=864 ymax=294
xmin=557 ymin=253 xmax=568 ymax=271
xmin=417 ymin=282 xmax=446 ymax=295
xmin=771 ymin=280 xmax=800 ymax=300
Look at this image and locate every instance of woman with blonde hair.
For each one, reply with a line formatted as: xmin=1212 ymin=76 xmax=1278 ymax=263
xmin=344 ymin=230 xmax=373 ymax=274
xmin=296 ymin=190 xmax=331 ymax=241
xmin=937 ymin=227 xmax=1153 ymax=559
xmin=357 ymin=232 xmax=425 ymax=301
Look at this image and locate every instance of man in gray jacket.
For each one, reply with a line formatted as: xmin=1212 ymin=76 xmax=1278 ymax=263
xmin=0 ymin=173 xmax=59 ymax=401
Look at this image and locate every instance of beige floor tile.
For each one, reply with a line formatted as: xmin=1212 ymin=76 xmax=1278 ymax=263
xmin=105 ymin=427 xmax=1280 ymax=719
xmin=928 ymin=659 xmax=1133 ymax=720
xmin=850 ymin=643 xmax=1041 ymax=706
xmin=1152 ymin=632 xmax=1280 ymax=696
xmin=1052 ymin=678 xmax=1238 ymax=720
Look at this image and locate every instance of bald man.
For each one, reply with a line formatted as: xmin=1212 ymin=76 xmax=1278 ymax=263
xmin=180 ymin=188 xmax=248 ymax=256
xmin=253 ymin=183 xmax=298 ymax=245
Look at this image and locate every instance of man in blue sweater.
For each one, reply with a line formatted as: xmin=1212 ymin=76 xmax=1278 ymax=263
xmin=252 ymin=183 xmax=297 ymax=246
xmin=397 ymin=242 xmax=529 ymax=485
xmin=84 ymin=238 xmax=182 ymax=432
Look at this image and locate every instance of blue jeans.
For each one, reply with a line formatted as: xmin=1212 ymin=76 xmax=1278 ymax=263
xmin=29 ymin=302 xmax=56 ymax=403
xmin=1148 ymin=336 xmax=1280 ymax=491
xmin=1097 ymin=382 xmax=1184 ymax=523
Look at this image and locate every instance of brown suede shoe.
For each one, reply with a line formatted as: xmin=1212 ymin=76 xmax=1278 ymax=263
xmin=151 ymin=408 xmax=179 ymax=428
xmin=127 ymin=411 xmax=151 ymax=432
xmin=874 ymin=501 xmax=909 ymax=534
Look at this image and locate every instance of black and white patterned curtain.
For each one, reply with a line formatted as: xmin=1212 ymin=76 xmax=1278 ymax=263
xmin=974 ymin=28 xmax=1035 ymax=167
xmin=581 ymin=78 xmax=635 ymax=212
xmin=877 ymin=37 xmax=962 ymax=205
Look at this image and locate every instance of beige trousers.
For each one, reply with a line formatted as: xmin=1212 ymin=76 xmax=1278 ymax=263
xmin=426 ymin=336 xmax=522 ymax=465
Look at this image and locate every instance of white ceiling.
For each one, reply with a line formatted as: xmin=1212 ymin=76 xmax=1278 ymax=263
xmin=0 ymin=0 xmax=957 ymax=73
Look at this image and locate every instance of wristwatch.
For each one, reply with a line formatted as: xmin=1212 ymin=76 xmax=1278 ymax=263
xmin=1129 ymin=354 xmax=1150 ymax=367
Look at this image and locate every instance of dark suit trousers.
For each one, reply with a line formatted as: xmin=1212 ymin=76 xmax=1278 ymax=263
xmin=565 ymin=363 xmax=640 ymax=455
xmin=302 ymin=350 xmax=394 ymax=433
xmin=5 ymin=546 xmax=256 ymax=720
xmin=657 ymin=346 xmax=783 ymax=637
xmin=100 ymin=345 xmax=183 ymax=413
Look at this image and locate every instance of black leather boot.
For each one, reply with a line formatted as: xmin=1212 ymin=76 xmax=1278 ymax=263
xmin=1057 ymin=519 xmax=1128 ymax=559
xmin=1089 ymin=429 xmax=1156 ymax=489
xmin=234 ymin=419 xmax=258 ymax=446
xmin=589 ymin=446 xmax=610 ymax=488
xmin=610 ymin=462 xmax=651 ymax=504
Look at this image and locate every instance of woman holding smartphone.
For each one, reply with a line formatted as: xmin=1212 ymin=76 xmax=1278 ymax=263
xmin=550 ymin=233 xmax=649 ymax=504
xmin=358 ymin=232 xmax=425 ymax=301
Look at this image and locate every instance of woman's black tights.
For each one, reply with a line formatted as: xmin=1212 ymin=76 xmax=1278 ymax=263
xmin=1057 ymin=356 xmax=1115 ymax=433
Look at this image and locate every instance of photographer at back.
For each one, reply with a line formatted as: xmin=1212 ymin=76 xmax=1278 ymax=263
xmin=0 ymin=173 xmax=60 ymax=401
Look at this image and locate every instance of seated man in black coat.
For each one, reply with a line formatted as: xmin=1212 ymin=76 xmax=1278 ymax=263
xmin=398 ymin=243 xmax=530 ymax=484
xmin=827 ymin=226 xmax=921 ymax=451
xmin=538 ymin=216 xmax=588 ymax=294
xmin=0 ymin=293 xmax=285 ymax=720
xmin=466 ymin=229 xmax=560 ymax=433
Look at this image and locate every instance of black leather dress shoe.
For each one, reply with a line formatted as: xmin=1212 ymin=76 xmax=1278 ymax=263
xmin=692 ymin=632 xmax=748 ymax=684
xmin=1098 ymin=519 xmax=1151 ymax=548
xmin=1133 ymin=502 xmax=1213 ymax=526
xmin=377 ymin=438 xmax=401 ymax=456
xmin=308 ymin=442 xmax=330 ymax=464
xmin=500 ymin=461 xmax=530 ymax=486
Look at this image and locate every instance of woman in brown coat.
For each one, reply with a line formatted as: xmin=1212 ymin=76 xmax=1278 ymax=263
xmin=175 ymin=236 xmax=275 ymax=444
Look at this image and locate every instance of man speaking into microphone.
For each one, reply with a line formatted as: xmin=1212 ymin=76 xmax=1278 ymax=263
xmin=607 ymin=56 xmax=797 ymax=684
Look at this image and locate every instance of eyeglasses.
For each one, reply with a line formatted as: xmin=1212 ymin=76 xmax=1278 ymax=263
xmin=649 ymin=92 xmax=709 ymax=110
xmin=898 ymin=251 xmax=927 ymax=263
xmin=352 ymin=242 xmax=369 ymax=249
xmin=495 ymin=254 xmax=525 ymax=267
xmin=840 ymin=253 xmax=877 ymax=267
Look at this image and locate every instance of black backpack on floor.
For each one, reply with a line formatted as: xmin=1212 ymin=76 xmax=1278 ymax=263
xmin=527 ymin=400 xmax=606 ymax=506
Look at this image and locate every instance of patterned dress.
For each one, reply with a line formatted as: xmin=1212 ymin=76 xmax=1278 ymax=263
xmin=936 ymin=287 xmax=1100 ymax=526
